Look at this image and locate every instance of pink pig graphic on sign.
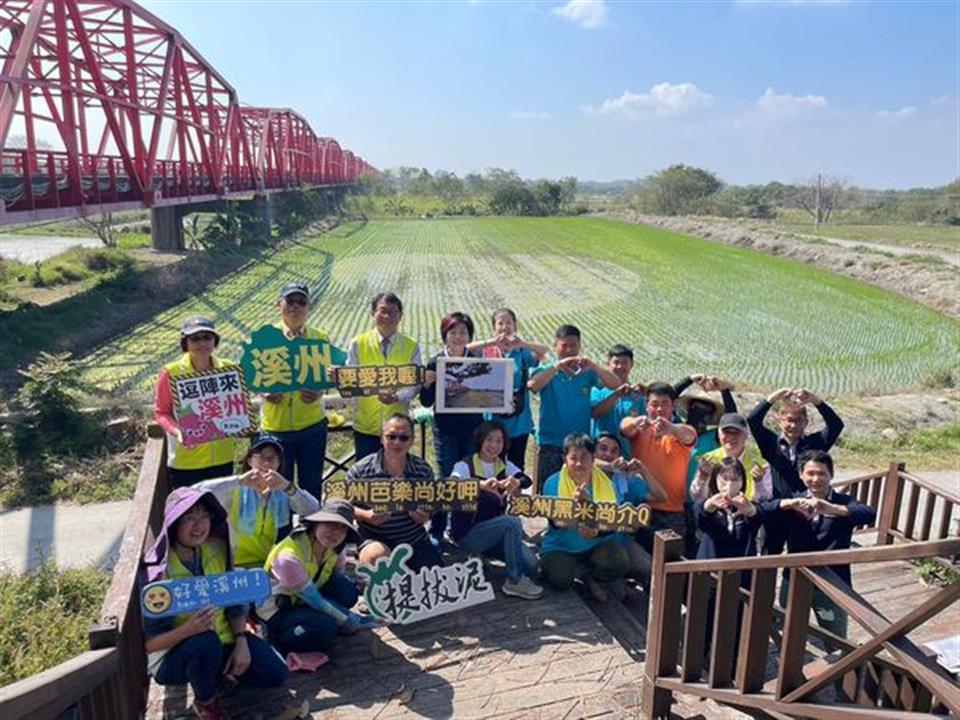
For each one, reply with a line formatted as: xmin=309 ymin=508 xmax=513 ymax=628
xmin=179 ymin=412 xmax=224 ymax=448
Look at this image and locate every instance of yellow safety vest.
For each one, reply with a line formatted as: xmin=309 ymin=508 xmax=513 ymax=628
xmin=166 ymin=538 xmax=234 ymax=645
xmin=229 ymin=488 xmax=284 ymax=569
xmin=260 ymin=325 xmax=331 ymax=432
xmin=701 ymin=446 xmax=764 ymax=500
xmin=165 ymin=354 xmax=237 ymax=470
xmin=263 ymin=531 xmax=338 ymax=606
xmin=352 ymin=330 xmax=418 ymax=435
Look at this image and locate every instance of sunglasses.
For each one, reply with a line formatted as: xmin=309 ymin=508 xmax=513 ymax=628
xmin=384 ymin=433 xmax=412 ymax=442
xmin=284 ymin=296 xmax=309 ymax=307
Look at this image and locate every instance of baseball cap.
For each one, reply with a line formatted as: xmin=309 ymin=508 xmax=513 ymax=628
xmin=718 ymin=413 xmax=749 ymax=433
xmin=281 ymin=282 xmax=310 ymax=301
xmin=180 ymin=316 xmax=219 ymax=339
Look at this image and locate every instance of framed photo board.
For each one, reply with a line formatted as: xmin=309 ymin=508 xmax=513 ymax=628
xmin=436 ymin=357 xmax=514 ymax=414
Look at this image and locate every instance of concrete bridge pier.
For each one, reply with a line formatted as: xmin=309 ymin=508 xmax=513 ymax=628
xmin=246 ymin=193 xmax=273 ymax=243
xmin=150 ymin=205 xmax=184 ymax=251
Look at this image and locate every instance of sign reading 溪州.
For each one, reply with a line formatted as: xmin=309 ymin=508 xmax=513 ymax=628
xmin=357 ymin=544 xmax=494 ymax=625
xmin=241 ymin=325 xmax=347 ymax=394
xmin=324 ymin=478 xmax=481 ymax=513
xmin=141 ymin=569 xmax=271 ymax=619
xmin=171 ymin=367 xmax=255 ymax=447
xmin=508 ymin=495 xmax=652 ymax=533
xmin=335 ymin=364 xmax=423 ymax=398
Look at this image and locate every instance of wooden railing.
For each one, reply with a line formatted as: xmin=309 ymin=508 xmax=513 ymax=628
xmin=643 ymin=461 xmax=960 ymax=719
xmin=0 ymin=420 xmax=428 ymax=719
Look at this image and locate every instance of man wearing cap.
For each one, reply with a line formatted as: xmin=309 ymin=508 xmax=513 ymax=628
xmin=259 ymin=282 xmax=335 ymax=500
xmin=346 ymin=292 xmax=422 ymax=462
xmin=260 ymin=499 xmax=377 ymax=657
xmin=690 ymin=413 xmax=771 ymax=503
xmin=154 ymin=317 xmax=239 ymax=487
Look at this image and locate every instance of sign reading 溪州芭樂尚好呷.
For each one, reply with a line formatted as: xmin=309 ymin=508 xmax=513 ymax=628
xmin=324 ymin=478 xmax=481 ymax=513
xmin=241 ymin=325 xmax=347 ymax=394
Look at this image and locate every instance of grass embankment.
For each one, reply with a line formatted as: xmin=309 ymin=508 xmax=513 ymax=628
xmin=70 ymin=216 xmax=958 ymax=399
xmin=766 ymin=209 xmax=959 ymax=252
xmin=832 ymin=423 xmax=960 ymax=471
xmin=0 ymin=563 xmax=109 ymax=686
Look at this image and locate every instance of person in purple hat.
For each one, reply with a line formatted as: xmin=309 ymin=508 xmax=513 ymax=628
xmin=141 ymin=488 xmax=287 ymax=720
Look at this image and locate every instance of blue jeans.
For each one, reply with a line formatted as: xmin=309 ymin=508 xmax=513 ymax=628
xmin=265 ymin=573 xmax=359 ymax=655
xmin=458 ymin=515 xmax=537 ymax=582
xmin=430 ymin=427 xmax=475 ymax=541
xmin=154 ymin=631 xmax=287 ymax=702
xmin=353 ymin=431 xmax=382 ymax=464
xmin=269 ymin=421 xmax=327 ymax=501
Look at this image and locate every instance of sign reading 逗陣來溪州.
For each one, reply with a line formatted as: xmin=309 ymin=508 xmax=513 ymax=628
xmin=357 ymin=544 xmax=494 ymax=625
xmin=241 ymin=325 xmax=347 ymax=394
xmin=170 ymin=367 xmax=255 ymax=447
xmin=334 ymin=364 xmax=423 ymax=398
xmin=508 ymin=495 xmax=651 ymax=533
xmin=324 ymin=478 xmax=480 ymax=513
xmin=141 ymin=569 xmax=271 ymax=619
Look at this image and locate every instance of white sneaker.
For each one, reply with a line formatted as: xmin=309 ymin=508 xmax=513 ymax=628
xmin=502 ymin=575 xmax=544 ymax=600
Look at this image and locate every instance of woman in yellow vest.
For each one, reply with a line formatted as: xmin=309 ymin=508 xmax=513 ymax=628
xmin=142 ymin=487 xmax=287 ymax=720
xmin=193 ymin=435 xmax=320 ymax=569
xmin=540 ymin=433 xmax=630 ymax=602
xmin=153 ymin=316 xmax=238 ymax=488
xmin=346 ymin=292 xmax=422 ymax=462
xmin=259 ymin=500 xmax=377 ymax=656
xmin=260 ymin=282 xmax=333 ymax=500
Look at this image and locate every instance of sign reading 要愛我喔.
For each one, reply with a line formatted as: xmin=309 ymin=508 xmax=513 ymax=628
xmin=141 ymin=569 xmax=271 ymax=619
xmin=324 ymin=478 xmax=480 ymax=513
xmin=170 ymin=367 xmax=255 ymax=447
xmin=241 ymin=325 xmax=347 ymax=394
xmin=508 ymin=495 xmax=651 ymax=533
xmin=335 ymin=364 xmax=422 ymax=398
xmin=357 ymin=544 xmax=494 ymax=625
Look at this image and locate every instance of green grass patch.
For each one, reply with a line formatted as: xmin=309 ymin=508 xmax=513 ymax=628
xmin=68 ymin=217 xmax=959 ymax=399
xmin=0 ymin=563 xmax=109 ymax=686
xmin=833 ymin=423 xmax=960 ymax=470
xmin=775 ymin=214 xmax=958 ymax=251
xmin=0 ymin=246 xmax=136 ymax=291
xmin=116 ymin=232 xmax=152 ymax=250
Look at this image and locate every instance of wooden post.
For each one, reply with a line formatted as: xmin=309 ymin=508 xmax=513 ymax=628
xmin=814 ymin=173 xmax=822 ymax=231
xmin=642 ymin=531 xmax=684 ymax=719
xmin=876 ymin=461 xmax=905 ymax=545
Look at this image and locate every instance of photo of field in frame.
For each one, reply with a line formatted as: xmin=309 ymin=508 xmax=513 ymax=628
xmin=436 ymin=357 xmax=514 ymax=414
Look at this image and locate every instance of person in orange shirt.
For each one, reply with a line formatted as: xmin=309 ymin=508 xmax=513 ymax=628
xmin=620 ymin=381 xmax=697 ymax=555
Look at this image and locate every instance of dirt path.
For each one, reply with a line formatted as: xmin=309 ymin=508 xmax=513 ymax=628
xmin=595 ymin=212 xmax=960 ymax=318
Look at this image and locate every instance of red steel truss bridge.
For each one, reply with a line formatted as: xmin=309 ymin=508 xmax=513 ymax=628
xmin=0 ymin=0 xmax=376 ymax=226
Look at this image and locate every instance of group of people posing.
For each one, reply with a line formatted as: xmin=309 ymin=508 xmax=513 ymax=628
xmin=148 ymin=284 xmax=874 ymax=720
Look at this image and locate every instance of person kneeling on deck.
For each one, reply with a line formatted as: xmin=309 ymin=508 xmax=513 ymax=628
xmin=348 ymin=414 xmax=444 ymax=571
xmin=193 ymin=435 xmax=319 ymax=569
xmin=540 ymin=433 xmax=630 ymax=602
xmin=142 ymin=488 xmax=287 ymax=720
xmin=259 ymin=500 xmax=376 ymax=658
xmin=593 ymin=431 xmax=667 ymax=586
xmin=767 ymin=450 xmax=876 ymax=641
xmin=449 ymin=421 xmax=543 ymax=600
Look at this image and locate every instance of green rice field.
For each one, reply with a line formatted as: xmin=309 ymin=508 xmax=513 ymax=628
xmin=75 ymin=217 xmax=959 ymax=397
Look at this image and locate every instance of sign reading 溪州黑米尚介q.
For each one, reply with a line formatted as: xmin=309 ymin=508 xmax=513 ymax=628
xmin=141 ymin=569 xmax=271 ymax=619
xmin=323 ymin=478 xmax=481 ymax=513
xmin=170 ymin=366 xmax=255 ymax=447
xmin=241 ymin=325 xmax=347 ymax=394
xmin=508 ymin=494 xmax=652 ymax=533
xmin=357 ymin=544 xmax=494 ymax=625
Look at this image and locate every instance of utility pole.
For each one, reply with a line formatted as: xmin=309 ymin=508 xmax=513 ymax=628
xmin=814 ymin=173 xmax=822 ymax=231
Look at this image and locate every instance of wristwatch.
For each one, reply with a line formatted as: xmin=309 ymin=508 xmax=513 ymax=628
xmin=285 ymin=483 xmax=298 ymax=498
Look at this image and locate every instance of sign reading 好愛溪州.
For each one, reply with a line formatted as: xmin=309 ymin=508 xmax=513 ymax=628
xmin=141 ymin=569 xmax=271 ymax=619
xmin=357 ymin=544 xmax=494 ymax=625
xmin=508 ymin=495 xmax=652 ymax=533
xmin=241 ymin=324 xmax=347 ymax=394
xmin=170 ymin=367 xmax=255 ymax=447
xmin=324 ymin=478 xmax=481 ymax=513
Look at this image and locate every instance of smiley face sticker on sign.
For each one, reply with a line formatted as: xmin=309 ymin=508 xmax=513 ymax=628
xmin=143 ymin=585 xmax=173 ymax=614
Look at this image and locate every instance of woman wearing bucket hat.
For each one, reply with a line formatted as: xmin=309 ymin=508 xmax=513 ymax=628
xmin=141 ymin=488 xmax=288 ymax=720
xmin=154 ymin=316 xmax=239 ymax=488
xmin=259 ymin=499 xmax=377 ymax=657
xmin=193 ymin=435 xmax=320 ymax=568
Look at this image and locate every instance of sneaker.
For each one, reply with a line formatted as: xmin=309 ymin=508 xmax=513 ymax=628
xmin=192 ymin=696 xmax=230 ymax=720
xmin=502 ymin=575 xmax=544 ymax=600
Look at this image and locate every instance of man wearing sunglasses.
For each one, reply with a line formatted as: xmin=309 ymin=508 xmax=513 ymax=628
xmin=346 ymin=414 xmax=443 ymax=572
xmin=258 ymin=281 xmax=332 ymax=500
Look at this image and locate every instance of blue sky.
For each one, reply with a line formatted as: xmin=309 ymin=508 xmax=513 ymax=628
xmin=141 ymin=0 xmax=958 ymax=188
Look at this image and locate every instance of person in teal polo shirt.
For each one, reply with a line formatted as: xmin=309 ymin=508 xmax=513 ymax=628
xmin=590 ymin=344 xmax=646 ymax=456
xmin=528 ymin=325 xmax=620 ymax=492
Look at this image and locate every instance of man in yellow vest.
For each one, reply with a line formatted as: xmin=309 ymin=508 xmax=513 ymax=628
xmin=346 ymin=292 xmax=422 ymax=461
xmin=260 ymin=282 xmax=333 ymax=500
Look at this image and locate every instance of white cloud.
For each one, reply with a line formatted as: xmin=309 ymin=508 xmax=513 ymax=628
xmin=550 ymin=0 xmax=609 ymax=29
xmin=875 ymin=106 xmax=917 ymax=122
xmin=931 ymin=94 xmax=954 ymax=107
xmin=750 ymin=87 xmax=828 ymax=121
xmin=583 ymin=82 xmax=714 ymax=118
xmin=511 ymin=110 xmax=549 ymax=120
